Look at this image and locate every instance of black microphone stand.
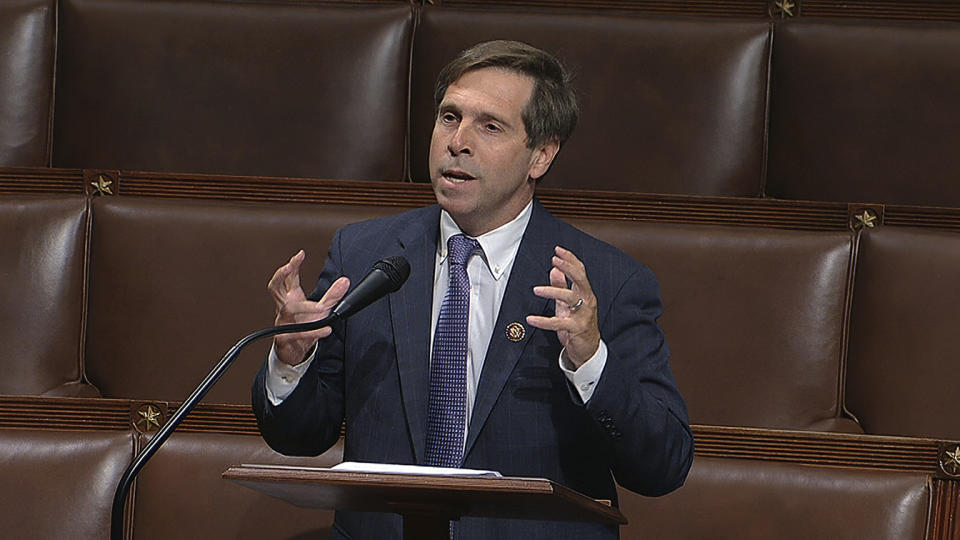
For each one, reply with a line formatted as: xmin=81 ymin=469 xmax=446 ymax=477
xmin=109 ymin=314 xmax=339 ymax=540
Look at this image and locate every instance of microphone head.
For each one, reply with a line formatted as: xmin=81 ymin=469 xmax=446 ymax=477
xmin=373 ymin=256 xmax=411 ymax=292
xmin=331 ymin=255 xmax=411 ymax=319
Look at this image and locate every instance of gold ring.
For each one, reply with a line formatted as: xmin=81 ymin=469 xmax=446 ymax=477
xmin=570 ymin=298 xmax=584 ymax=312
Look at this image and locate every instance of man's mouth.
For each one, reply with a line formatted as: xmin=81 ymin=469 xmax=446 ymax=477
xmin=442 ymin=169 xmax=476 ymax=183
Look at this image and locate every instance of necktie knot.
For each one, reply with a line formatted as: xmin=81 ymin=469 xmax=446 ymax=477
xmin=448 ymin=234 xmax=480 ymax=268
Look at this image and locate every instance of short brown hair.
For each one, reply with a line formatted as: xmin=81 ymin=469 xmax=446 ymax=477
xmin=434 ymin=40 xmax=579 ymax=149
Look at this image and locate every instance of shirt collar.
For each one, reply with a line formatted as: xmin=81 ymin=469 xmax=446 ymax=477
xmin=438 ymin=200 xmax=533 ymax=280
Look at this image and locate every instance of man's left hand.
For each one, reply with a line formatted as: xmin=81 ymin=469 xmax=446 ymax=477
xmin=527 ymin=246 xmax=601 ymax=369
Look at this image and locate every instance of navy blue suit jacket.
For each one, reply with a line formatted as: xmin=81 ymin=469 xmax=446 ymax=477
xmin=253 ymin=200 xmax=693 ymax=539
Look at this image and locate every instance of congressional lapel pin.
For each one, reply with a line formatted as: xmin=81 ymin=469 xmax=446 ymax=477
xmin=505 ymin=322 xmax=525 ymax=342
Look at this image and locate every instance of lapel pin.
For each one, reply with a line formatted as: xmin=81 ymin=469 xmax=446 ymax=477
xmin=505 ymin=322 xmax=525 ymax=342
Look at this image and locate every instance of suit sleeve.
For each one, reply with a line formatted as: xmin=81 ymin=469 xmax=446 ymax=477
xmin=584 ymin=265 xmax=694 ymax=496
xmin=251 ymin=229 xmax=348 ymax=457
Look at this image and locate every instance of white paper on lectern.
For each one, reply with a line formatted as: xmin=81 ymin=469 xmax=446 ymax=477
xmin=331 ymin=461 xmax=502 ymax=477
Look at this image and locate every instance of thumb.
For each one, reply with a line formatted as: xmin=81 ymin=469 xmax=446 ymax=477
xmin=316 ymin=276 xmax=351 ymax=312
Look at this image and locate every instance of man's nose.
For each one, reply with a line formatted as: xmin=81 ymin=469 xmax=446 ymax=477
xmin=448 ymin=125 xmax=472 ymax=156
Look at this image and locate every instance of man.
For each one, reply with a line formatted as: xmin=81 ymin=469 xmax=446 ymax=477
xmin=253 ymin=40 xmax=693 ymax=539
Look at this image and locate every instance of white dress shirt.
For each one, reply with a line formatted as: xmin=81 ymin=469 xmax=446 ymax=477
xmin=266 ymin=201 xmax=607 ymax=415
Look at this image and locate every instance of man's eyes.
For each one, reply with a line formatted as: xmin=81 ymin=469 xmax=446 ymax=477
xmin=437 ymin=113 xmax=502 ymax=133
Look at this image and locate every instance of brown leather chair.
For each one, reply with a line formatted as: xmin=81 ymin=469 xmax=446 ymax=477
xmin=84 ymin=196 xmax=413 ymax=404
xmin=767 ymin=18 xmax=960 ymax=207
xmin=0 ymin=195 xmax=96 ymax=396
xmin=618 ymin=456 xmax=932 ymax=540
xmin=0 ymin=429 xmax=135 ymax=539
xmin=132 ymin=432 xmax=343 ymax=539
xmin=0 ymin=0 xmax=56 ymax=167
xmin=53 ymin=0 xmax=413 ymax=180
xmin=846 ymin=226 xmax=960 ymax=440
xmin=410 ymin=6 xmax=771 ymax=196
xmin=570 ymin=218 xmax=860 ymax=432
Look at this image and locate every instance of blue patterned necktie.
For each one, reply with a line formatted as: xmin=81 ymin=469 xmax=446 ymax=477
xmin=425 ymin=233 xmax=481 ymax=468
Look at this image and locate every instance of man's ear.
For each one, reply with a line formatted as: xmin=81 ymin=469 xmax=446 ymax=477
xmin=528 ymin=138 xmax=561 ymax=181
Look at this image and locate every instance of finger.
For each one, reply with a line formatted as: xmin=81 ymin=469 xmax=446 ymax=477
xmin=526 ymin=313 xmax=578 ymax=332
xmin=550 ymin=266 xmax=571 ymax=318
xmin=268 ymin=250 xmax=306 ymax=300
xmin=276 ymin=298 xmax=323 ymax=325
xmin=276 ymin=278 xmax=348 ymax=351
xmin=279 ymin=276 xmax=349 ymax=324
xmin=549 ymin=265 xmax=568 ymax=289
xmin=282 ymin=250 xmax=306 ymax=292
xmin=275 ymin=325 xmax=332 ymax=345
xmin=553 ymin=246 xmax=594 ymax=295
xmin=274 ymin=325 xmax=332 ymax=365
xmin=533 ymin=284 xmax=581 ymax=306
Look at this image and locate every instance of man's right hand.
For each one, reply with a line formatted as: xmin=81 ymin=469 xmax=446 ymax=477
xmin=268 ymin=250 xmax=350 ymax=366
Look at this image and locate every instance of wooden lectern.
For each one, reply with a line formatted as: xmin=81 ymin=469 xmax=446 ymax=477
xmin=223 ymin=465 xmax=627 ymax=539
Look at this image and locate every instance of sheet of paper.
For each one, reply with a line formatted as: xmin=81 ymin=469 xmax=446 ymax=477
xmin=330 ymin=461 xmax=502 ymax=477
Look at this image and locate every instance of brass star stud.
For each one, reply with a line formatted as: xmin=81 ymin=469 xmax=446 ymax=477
xmin=852 ymin=209 xmax=879 ymax=230
xmin=90 ymin=174 xmax=114 ymax=196
xmin=942 ymin=445 xmax=960 ymax=477
xmin=135 ymin=404 xmax=162 ymax=432
xmin=774 ymin=0 xmax=796 ymax=17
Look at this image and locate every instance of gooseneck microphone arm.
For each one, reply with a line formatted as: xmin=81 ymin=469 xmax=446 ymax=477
xmin=110 ymin=256 xmax=410 ymax=540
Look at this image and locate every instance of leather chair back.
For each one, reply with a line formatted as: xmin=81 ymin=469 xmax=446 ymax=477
xmin=767 ymin=19 xmax=960 ymax=206
xmin=53 ymin=0 xmax=413 ymax=180
xmin=846 ymin=226 xmax=960 ymax=439
xmin=410 ymin=6 xmax=771 ymax=196
xmin=0 ymin=196 xmax=94 ymax=396
xmin=132 ymin=432 xmax=343 ymax=539
xmin=0 ymin=0 xmax=56 ymax=166
xmin=84 ymin=196 xmax=410 ymax=403
xmin=0 ymin=429 xmax=135 ymax=539
xmin=570 ymin=218 xmax=858 ymax=431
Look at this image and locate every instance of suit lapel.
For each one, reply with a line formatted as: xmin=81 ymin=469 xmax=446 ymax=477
xmin=464 ymin=200 xmax=559 ymax=457
xmin=389 ymin=207 xmax=440 ymax=464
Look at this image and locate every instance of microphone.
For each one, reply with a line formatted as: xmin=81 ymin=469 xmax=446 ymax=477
xmin=110 ymin=255 xmax=410 ymax=540
xmin=333 ymin=256 xmax=411 ymax=318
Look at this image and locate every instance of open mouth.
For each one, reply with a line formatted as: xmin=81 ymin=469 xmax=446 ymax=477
xmin=442 ymin=169 xmax=476 ymax=183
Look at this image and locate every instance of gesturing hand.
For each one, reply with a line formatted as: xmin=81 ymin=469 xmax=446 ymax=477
xmin=526 ymin=246 xmax=601 ymax=369
xmin=267 ymin=250 xmax=350 ymax=365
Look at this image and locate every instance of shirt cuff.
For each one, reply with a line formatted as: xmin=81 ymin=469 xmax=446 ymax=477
xmin=265 ymin=342 xmax=317 ymax=406
xmin=559 ymin=340 xmax=608 ymax=404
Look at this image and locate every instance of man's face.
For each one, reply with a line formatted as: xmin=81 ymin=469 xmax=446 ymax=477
xmin=429 ymin=67 xmax=559 ymax=236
